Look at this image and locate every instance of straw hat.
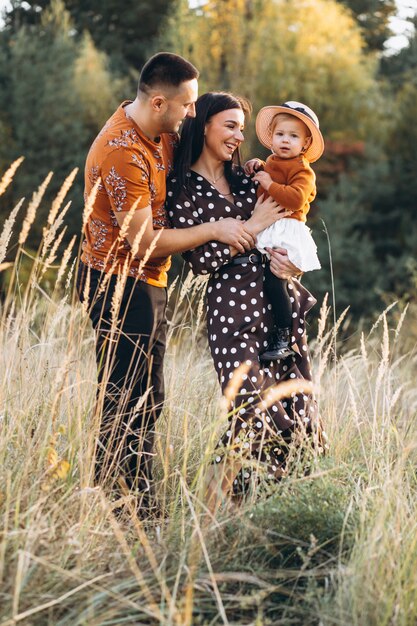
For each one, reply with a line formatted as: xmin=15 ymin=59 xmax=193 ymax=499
xmin=256 ymin=101 xmax=324 ymax=163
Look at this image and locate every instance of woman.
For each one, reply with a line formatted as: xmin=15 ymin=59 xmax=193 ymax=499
xmin=167 ymin=93 xmax=320 ymax=511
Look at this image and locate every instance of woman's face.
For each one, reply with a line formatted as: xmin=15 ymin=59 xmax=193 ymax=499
xmin=204 ymin=108 xmax=245 ymax=161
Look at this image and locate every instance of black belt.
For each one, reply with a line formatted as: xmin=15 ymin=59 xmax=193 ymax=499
xmin=227 ymin=252 xmax=266 ymax=266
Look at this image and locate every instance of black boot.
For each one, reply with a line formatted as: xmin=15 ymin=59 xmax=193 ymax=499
xmin=259 ymin=327 xmax=294 ymax=362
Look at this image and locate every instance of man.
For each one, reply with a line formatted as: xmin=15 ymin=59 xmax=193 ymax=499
xmin=77 ymin=52 xmax=258 ymax=508
xmin=77 ymin=52 xmax=298 ymax=510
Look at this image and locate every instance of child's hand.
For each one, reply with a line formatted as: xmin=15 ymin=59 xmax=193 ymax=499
xmin=244 ymin=158 xmax=264 ymax=176
xmin=252 ymin=170 xmax=273 ymax=191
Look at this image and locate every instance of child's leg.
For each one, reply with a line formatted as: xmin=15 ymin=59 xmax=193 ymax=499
xmin=260 ymin=263 xmax=294 ymax=361
xmin=264 ymin=263 xmax=292 ymax=329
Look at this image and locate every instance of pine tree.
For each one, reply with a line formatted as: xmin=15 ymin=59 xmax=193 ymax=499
xmin=2 ymin=0 xmax=176 ymax=74
xmin=337 ymin=0 xmax=396 ymax=51
xmin=1 ymin=0 xmax=121 ymax=244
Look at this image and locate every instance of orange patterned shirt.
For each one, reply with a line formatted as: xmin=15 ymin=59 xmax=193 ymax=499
xmin=81 ymin=101 xmax=177 ymax=287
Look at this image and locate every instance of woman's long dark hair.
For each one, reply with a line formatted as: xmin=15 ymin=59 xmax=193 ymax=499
xmin=172 ymin=92 xmax=251 ymax=200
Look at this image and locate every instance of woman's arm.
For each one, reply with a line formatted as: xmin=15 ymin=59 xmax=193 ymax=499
xmin=115 ymin=205 xmax=255 ymax=258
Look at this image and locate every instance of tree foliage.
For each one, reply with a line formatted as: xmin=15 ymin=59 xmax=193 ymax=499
xmin=0 ymin=0 xmax=122 ymax=240
xmin=2 ymin=0 xmax=176 ymax=73
xmin=162 ymin=0 xmax=381 ymax=156
xmin=338 ymin=0 xmax=396 ymax=51
xmin=0 ymin=0 xmax=415 ymax=321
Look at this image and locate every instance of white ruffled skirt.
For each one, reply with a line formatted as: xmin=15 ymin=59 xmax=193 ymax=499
xmin=256 ymin=218 xmax=321 ymax=272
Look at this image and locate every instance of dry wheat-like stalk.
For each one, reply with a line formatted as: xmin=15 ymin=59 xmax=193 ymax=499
xmin=316 ymin=293 xmax=329 ymax=346
xmin=167 ymin=275 xmax=178 ymax=302
xmin=177 ymin=270 xmax=194 ymax=309
xmin=0 ymin=157 xmax=24 ymax=197
xmin=81 ymin=265 xmax=91 ymax=315
xmin=65 ymin=257 xmax=76 ymax=292
xmin=117 ymin=198 xmax=142 ymax=242
xmin=42 ymin=225 xmax=67 ymax=274
xmin=315 ymin=307 xmax=350 ymax=383
xmin=95 ymin=267 xmax=113 ymax=299
xmin=111 ymin=258 xmax=130 ymax=324
xmin=19 ymin=171 xmax=53 ymax=246
xmin=47 ymin=167 xmax=78 ymax=226
xmin=56 ymin=235 xmax=77 ymax=285
xmin=0 ymin=198 xmax=25 ymax=265
xmin=375 ymin=314 xmax=390 ymax=394
xmin=395 ymin=303 xmax=409 ymax=340
xmin=129 ymin=214 xmax=149 ymax=259
xmin=136 ymin=229 xmax=162 ymax=273
xmin=368 ymin=301 xmax=397 ymax=337
xmin=41 ymin=200 xmax=72 ymax=259
xmin=259 ymin=379 xmax=314 ymax=410
xmin=360 ymin=331 xmax=368 ymax=367
xmin=196 ymin=279 xmax=208 ymax=324
xmin=82 ymin=178 xmax=101 ymax=231
xmin=107 ymin=228 xmax=160 ymax=322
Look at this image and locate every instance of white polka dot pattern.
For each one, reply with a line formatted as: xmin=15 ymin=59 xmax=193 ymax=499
xmin=166 ymin=168 xmax=320 ymax=482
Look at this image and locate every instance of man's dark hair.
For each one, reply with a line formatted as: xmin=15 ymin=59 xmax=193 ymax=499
xmin=138 ymin=52 xmax=199 ymax=95
xmin=172 ymin=92 xmax=252 ymax=199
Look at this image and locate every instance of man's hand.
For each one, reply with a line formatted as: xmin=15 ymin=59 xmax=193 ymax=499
xmin=244 ymin=158 xmax=264 ymax=176
xmin=253 ymin=170 xmax=273 ymax=191
xmin=267 ymin=247 xmax=301 ymax=279
xmin=213 ymin=218 xmax=256 ymax=254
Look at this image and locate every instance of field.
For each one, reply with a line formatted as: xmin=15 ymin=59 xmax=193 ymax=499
xmin=0 ymin=163 xmax=416 ymax=625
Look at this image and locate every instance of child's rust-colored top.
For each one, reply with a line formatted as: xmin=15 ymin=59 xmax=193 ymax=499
xmin=81 ymin=101 xmax=177 ymax=287
xmin=259 ymin=154 xmax=316 ymax=223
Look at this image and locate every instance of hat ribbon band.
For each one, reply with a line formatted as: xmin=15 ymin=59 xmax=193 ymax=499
xmin=281 ymin=103 xmax=315 ymax=124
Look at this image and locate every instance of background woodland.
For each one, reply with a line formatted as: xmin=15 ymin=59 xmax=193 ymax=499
xmin=0 ymin=0 xmax=416 ymax=321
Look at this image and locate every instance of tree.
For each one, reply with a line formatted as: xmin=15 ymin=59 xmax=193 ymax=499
xmin=2 ymin=0 xmax=176 ymax=74
xmin=73 ymin=31 xmax=125 ymax=136
xmin=162 ymin=0 xmax=382 ymax=157
xmin=337 ymin=0 xmax=396 ymax=51
xmin=0 ymin=0 xmax=121 ymax=244
xmin=304 ymin=168 xmax=385 ymax=321
xmin=380 ymin=14 xmax=417 ymax=87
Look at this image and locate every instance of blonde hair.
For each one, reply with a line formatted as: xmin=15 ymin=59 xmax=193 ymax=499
xmin=269 ymin=112 xmax=311 ymax=137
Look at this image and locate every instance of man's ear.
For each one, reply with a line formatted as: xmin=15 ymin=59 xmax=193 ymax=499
xmin=151 ymin=95 xmax=167 ymax=113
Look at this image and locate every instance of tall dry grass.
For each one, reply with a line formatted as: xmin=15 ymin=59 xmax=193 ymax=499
xmin=0 ymin=166 xmax=416 ymax=625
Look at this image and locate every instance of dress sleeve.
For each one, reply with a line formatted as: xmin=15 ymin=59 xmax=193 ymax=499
xmin=166 ymin=182 xmax=232 ymax=276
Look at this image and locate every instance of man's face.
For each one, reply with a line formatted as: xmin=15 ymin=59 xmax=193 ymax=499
xmin=160 ymin=78 xmax=198 ymax=133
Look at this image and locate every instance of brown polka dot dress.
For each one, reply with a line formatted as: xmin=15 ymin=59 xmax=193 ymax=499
xmin=167 ymin=168 xmax=321 ymax=485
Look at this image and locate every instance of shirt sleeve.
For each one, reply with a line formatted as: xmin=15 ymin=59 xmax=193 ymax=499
xmin=268 ymin=165 xmax=316 ymax=212
xmin=166 ymin=182 xmax=232 ymax=276
xmin=101 ymin=148 xmax=151 ymax=213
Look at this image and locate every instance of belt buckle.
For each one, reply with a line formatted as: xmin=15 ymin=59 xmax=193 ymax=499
xmin=248 ymin=253 xmax=257 ymax=264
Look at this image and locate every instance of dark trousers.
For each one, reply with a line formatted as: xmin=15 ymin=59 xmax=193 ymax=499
xmin=76 ymin=262 xmax=167 ymax=495
xmin=264 ymin=263 xmax=292 ymax=329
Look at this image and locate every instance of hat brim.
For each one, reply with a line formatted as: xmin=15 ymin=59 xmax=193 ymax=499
xmin=255 ymin=106 xmax=324 ymax=163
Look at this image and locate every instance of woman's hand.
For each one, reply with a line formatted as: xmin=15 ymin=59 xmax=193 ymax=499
xmin=268 ymin=247 xmax=301 ymax=279
xmin=212 ymin=218 xmax=256 ymax=254
xmin=246 ymin=194 xmax=292 ymax=236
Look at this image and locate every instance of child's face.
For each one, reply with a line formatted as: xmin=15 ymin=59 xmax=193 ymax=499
xmin=271 ymin=116 xmax=311 ymax=159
